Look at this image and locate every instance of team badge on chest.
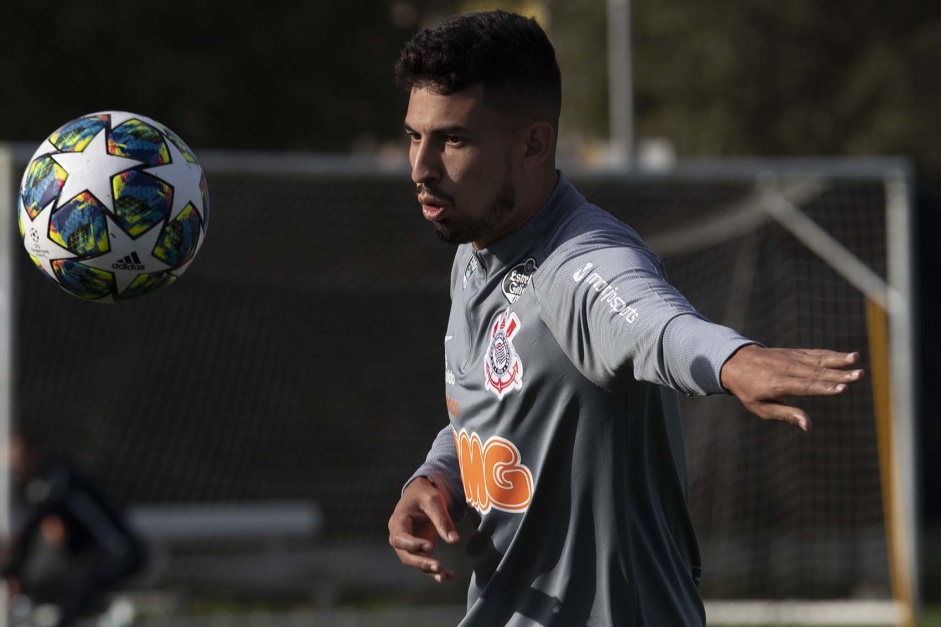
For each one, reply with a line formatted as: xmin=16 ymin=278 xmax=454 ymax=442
xmin=484 ymin=309 xmax=524 ymax=399
xmin=501 ymin=257 xmax=538 ymax=303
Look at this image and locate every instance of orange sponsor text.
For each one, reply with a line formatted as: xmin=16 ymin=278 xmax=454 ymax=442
xmin=453 ymin=428 xmax=534 ymax=514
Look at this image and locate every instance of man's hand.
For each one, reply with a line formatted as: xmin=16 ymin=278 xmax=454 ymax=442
xmin=388 ymin=477 xmax=460 ymax=583
xmin=720 ymin=345 xmax=864 ymax=431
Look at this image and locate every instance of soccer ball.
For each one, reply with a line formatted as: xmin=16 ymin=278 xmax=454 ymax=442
xmin=17 ymin=111 xmax=209 ymax=303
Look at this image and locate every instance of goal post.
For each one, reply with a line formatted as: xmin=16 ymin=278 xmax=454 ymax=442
xmin=0 ymin=143 xmax=15 ymax=627
xmin=764 ymin=170 xmax=918 ymax=627
xmin=884 ymin=171 xmax=919 ymax=617
xmin=762 ymin=174 xmax=917 ymax=624
xmin=603 ymin=159 xmax=917 ymax=626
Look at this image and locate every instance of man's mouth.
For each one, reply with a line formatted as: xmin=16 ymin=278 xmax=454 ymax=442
xmin=419 ymin=195 xmax=448 ymax=222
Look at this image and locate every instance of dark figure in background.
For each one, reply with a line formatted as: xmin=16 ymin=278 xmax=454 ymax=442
xmin=1 ymin=430 xmax=146 ymax=626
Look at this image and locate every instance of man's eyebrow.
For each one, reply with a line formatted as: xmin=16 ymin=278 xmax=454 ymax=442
xmin=403 ymin=123 xmax=470 ymax=136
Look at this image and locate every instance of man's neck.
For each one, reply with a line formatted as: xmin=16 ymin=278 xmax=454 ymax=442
xmin=473 ymin=170 xmax=559 ymax=250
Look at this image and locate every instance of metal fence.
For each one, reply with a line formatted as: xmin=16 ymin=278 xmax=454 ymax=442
xmin=0 ymin=147 xmax=916 ymax=624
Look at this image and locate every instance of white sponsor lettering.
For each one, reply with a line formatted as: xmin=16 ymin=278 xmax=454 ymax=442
xmin=445 ymin=357 xmax=456 ymax=385
xmin=572 ymin=262 xmax=593 ymax=281
xmin=572 ymin=261 xmax=639 ymax=323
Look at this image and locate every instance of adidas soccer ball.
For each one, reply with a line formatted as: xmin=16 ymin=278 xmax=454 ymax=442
xmin=17 ymin=111 xmax=209 ymax=303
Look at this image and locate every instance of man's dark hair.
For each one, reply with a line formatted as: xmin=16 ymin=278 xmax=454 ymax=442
xmin=395 ymin=10 xmax=562 ymax=128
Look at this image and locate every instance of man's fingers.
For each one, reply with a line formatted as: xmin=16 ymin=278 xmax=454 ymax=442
xmin=394 ymin=547 xmax=446 ymax=573
xmin=422 ymin=496 xmax=460 ymax=544
xmin=390 ymin=543 xmax=457 ymax=583
xmin=752 ymin=400 xmax=813 ymax=432
xmin=790 ymin=349 xmax=859 ymax=368
xmin=434 ymin=569 xmax=457 ymax=583
xmin=783 ymin=365 xmax=861 ymax=385
xmin=433 ymin=518 xmax=460 ymax=545
xmin=389 ymin=530 xmax=432 ymax=555
xmin=769 ymin=375 xmax=853 ymax=398
xmin=774 ymin=353 xmax=864 ymax=382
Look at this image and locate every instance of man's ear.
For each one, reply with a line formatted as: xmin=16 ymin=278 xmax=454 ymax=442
xmin=521 ymin=122 xmax=555 ymax=169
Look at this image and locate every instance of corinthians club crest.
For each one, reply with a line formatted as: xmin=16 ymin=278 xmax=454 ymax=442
xmin=485 ymin=309 xmax=523 ymax=399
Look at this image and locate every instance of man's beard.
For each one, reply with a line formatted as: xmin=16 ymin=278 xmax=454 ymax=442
xmin=420 ymin=166 xmax=516 ymax=245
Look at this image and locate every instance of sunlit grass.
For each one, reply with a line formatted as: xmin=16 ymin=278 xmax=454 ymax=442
xmin=921 ymin=606 xmax=941 ymax=627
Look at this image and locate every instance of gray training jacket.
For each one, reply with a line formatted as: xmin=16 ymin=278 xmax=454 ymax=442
xmin=410 ymin=173 xmax=752 ymax=627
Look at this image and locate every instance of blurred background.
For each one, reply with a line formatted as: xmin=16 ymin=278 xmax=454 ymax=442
xmin=0 ymin=0 xmax=939 ymax=625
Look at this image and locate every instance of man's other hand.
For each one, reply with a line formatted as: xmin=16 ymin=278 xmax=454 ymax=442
xmin=388 ymin=477 xmax=460 ymax=583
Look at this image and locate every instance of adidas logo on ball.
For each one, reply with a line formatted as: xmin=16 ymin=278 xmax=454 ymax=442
xmin=112 ymin=252 xmax=145 ymax=271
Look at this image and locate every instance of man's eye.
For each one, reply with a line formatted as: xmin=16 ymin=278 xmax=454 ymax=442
xmin=445 ymin=136 xmax=464 ymax=146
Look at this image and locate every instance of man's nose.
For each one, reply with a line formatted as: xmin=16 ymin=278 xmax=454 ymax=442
xmin=411 ymin=142 xmax=440 ymax=185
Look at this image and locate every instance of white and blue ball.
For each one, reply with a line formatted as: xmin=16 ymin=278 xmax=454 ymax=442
xmin=18 ymin=111 xmax=209 ymax=303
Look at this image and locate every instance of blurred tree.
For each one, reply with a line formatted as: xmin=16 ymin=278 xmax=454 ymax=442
xmin=633 ymin=0 xmax=940 ymax=170
xmin=541 ymin=0 xmax=609 ymax=153
xmin=0 ymin=0 xmax=454 ymax=152
xmin=1 ymin=0 xmax=937 ymax=167
xmin=538 ymin=0 xmax=941 ymax=171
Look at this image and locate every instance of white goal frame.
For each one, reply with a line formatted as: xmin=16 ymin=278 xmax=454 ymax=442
xmin=0 ymin=143 xmax=15 ymax=627
xmin=622 ymin=157 xmax=918 ymax=627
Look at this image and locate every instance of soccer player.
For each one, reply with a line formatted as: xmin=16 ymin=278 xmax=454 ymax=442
xmin=386 ymin=10 xmax=864 ymax=626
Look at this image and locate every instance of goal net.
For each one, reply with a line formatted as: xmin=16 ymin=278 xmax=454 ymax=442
xmin=575 ymin=161 xmax=916 ymax=625
xmin=0 ymin=148 xmax=916 ymax=625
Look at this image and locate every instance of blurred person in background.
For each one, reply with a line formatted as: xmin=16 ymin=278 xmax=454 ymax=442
xmin=1 ymin=428 xmax=146 ymax=627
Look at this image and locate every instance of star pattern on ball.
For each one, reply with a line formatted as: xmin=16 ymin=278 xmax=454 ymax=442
xmin=52 ymin=128 xmax=142 ymax=211
xmin=145 ymin=136 xmax=205 ymax=222
xmin=79 ymin=215 xmax=172 ymax=294
xmin=28 ymin=140 xmax=57 ymax=162
xmin=19 ymin=198 xmax=76 ymax=277
xmin=109 ymin=111 xmax=144 ymax=127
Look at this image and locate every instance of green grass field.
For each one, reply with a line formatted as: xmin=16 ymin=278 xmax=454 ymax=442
xmin=920 ymin=607 xmax=941 ymax=626
xmin=145 ymin=602 xmax=941 ymax=626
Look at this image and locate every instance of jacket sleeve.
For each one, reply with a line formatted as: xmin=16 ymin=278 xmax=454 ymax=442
xmin=532 ymin=222 xmax=753 ymax=396
xmin=403 ymin=426 xmax=466 ymax=520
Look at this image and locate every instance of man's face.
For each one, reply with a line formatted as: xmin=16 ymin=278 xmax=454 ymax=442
xmin=405 ymin=84 xmax=519 ymax=247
